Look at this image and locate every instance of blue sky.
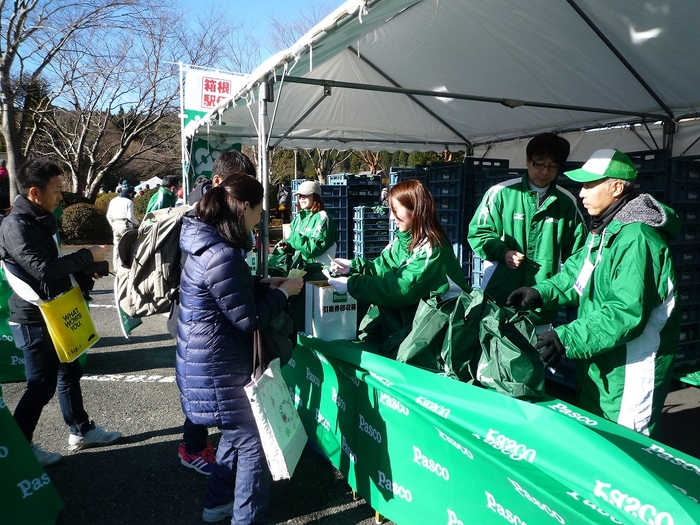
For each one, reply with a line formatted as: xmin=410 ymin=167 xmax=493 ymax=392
xmin=181 ymin=0 xmax=339 ymax=60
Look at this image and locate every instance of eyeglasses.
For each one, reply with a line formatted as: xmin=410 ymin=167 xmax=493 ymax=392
xmin=531 ymin=160 xmax=560 ymax=173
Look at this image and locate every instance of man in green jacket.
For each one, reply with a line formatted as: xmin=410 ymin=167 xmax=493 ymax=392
xmin=146 ymin=175 xmax=182 ymax=213
xmin=508 ymin=149 xmax=680 ymax=438
xmin=468 ymin=133 xmax=587 ymax=326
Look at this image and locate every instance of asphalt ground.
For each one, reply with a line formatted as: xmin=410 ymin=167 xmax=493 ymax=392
xmin=2 ymin=246 xmax=699 ymax=525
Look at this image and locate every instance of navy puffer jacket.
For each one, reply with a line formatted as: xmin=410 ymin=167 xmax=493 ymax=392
xmin=176 ymin=216 xmax=287 ymax=429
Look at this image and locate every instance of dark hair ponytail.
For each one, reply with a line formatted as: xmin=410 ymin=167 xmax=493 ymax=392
xmin=196 ymin=175 xmax=263 ymax=249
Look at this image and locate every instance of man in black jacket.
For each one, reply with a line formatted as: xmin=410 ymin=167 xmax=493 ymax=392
xmin=0 ymin=159 xmax=121 ymax=467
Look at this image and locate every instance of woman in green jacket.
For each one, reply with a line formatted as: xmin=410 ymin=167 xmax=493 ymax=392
xmin=276 ymin=180 xmax=337 ymax=332
xmin=329 ymin=179 xmax=470 ymax=356
xmin=276 ymin=180 xmax=337 ymax=279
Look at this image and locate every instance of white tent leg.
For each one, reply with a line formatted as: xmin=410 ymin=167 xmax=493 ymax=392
xmin=258 ymin=82 xmax=270 ymax=277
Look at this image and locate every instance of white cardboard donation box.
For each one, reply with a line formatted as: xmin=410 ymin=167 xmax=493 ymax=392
xmin=305 ymin=280 xmax=357 ymax=341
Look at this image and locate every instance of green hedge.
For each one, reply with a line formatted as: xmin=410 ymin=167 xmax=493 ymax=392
xmin=133 ymin=187 xmax=158 ymax=219
xmin=94 ymin=192 xmax=117 ymax=214
xmin=60 ymin=203 xmax=112 ymax=243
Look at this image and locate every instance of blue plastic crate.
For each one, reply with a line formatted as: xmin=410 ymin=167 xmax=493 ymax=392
xmin=678 ymin=322 xmax=700 ymax=344
xmin=672 ymin=156 xmax=700 ymax=182
xmin=675 ymin=265 xmax=700 ymax=288
xmin=335 ymin=240 xmax=349 ymax=259
xmin=675 ymin=341 xmax=700 ymax=368
xmin=464 ymin=157 xmax=510 ymax=173
xmin=674 ymin=204 xmax=700 ymax=226
xmin=669 ymin=180 xmax=700 ymax=204
xmin=291 ymin=179 xmax=307 ymax=193
xmin=321 ymin=185 xmax=347 ymax=198
xmin=626 ymin=149 xmax=669 ymax=173
xmin=634 ymin=169 xmax=669 ymax=194
xmin=354 ymin=230 xmax=390 ymax=243
xmin=671 ymin=244 xmax=700 ymax=267
xmin=428 ymin=162 xmax=466 ymax=184
xmin=678 ymin=286 xmax=700 ymax=306
xmin=326 ymin=207 xmax=348 ymax=222
xmin=354 ymin=206 xmax=389 ymax=220
xmin=326 ymin=173 xmax=350 ymax=185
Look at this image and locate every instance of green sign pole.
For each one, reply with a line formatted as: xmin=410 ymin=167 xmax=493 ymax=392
xmin=283 ymin=336 xmax=700 ymax=525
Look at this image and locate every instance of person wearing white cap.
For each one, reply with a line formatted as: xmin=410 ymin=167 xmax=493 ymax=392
xmin=277 ymin=180 xmax=338 ymax=270
xmin=275 ymin=179 xmax=337 ymax=331
xmin=508 ymin=149 xmax=681 ymax=438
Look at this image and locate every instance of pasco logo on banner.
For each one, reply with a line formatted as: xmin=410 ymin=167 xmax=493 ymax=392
xmin=315 ymin=408 xmax=331 ymax=432
xmin=593 ymin=479 xmax=675 ymax=525
xmin=485 ymin=491 xmax=528 ymax=525
xmin=640 ymin=443 xmax=700 ymax=478
xmin=436 ymin=428 xmax=473 ymax=459
xmin=341 ymin=436 xmax=357 ymax=464
xmin=379 ymin=392 xmax=409 ymax=416
xmin=378 ymin=470 xmax=412 ymax=502
xmin=447 ymin=509 xmax=466 ymax=525
xmin=413 ymin=446 xmax=450 ymax=480
xmin=306 ymin=367 xmax=321 ymax=387
xmin=508 ymin=477 xmax=564 ymax=524
xmin=331 ymin=387 xmax=347 ymax=412
xmin=416 ymin=396 xmax=450 ymax=419
xmin=484 ymin=429 xmax=536 ymax=463
xmin=358 ymin=414 xmax=382 ymax=443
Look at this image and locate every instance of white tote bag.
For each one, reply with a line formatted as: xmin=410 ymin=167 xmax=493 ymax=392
xmin=245 ymin=331 xmax=307 ymax=480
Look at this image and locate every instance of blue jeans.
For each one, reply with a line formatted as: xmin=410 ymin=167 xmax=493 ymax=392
xmin=10 ymin=323 xmax=94 ymax=441
xmin=204 ymin=417 xmax=271 ymax=525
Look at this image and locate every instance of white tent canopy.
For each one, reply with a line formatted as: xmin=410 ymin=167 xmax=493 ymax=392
xmin=188 ymin=0 xmax=700 ymax=160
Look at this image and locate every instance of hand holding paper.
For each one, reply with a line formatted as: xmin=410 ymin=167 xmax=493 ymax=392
xmin=328 ymin=256 xmax=351 ymax=275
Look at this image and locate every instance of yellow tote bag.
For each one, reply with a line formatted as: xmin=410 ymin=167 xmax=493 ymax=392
xmin=38 ymin=286 xmax=99 ymax=363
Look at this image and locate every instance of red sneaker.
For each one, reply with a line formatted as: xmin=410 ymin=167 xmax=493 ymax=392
xmin=178 ymin=441 xmax=216 ymax=475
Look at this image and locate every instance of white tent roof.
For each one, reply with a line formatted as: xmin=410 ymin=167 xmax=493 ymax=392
xmin=188 ymin=0 xmax=700 ymax=158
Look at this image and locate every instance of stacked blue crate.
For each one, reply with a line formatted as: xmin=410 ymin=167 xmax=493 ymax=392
xmin=320 ymin=184 xmax=349 ymax=258
xmin=428 ymin=162 xmax=468 ymax=266
xmin=289 ymin=179 xmax=307 ymax=221
xmin=353 ymin=206 xmax=390 ymax=259
xmin=670 ymin=155 xmax=700 ymax=368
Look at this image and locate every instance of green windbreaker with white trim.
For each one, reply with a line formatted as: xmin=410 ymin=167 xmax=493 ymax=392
xmin=533 ymin=193 xmax=681 ymax=438
xmin=286 ymin=209 xmax=337 ymax=267
xmin=467 ymin=174 xmax=587 ymax=324
xmin=347 ymin=229 xmax=471 ymax=348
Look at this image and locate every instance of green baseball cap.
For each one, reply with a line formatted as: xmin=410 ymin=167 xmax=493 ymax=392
xmin=564 ymin=149 xmax=637 ymax=182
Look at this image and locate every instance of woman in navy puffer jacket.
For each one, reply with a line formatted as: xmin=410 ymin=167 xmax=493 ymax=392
xmin=176 ymin=175 xmax=303 ymax=524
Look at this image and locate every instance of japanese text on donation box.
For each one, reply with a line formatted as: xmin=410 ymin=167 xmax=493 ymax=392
xmin=305 ymin=281 xmax=357 ymax=341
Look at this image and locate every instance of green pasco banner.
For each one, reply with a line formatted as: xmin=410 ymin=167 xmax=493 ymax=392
xmin=282 ymin=335 xmax=700 ymax=525
xmin=0 ymin=384 xmax=64 ymax=524
xmin=186 ymin=136 xmax=241 ymax=191
xmin=0 ymin=267 xmax=24 ymax=382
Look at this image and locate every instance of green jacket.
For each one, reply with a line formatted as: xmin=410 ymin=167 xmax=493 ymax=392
xmin=286 ymin=209 xmax=337 ymax=267
xmin=534 ymin=194 xmax=681 ymax=438
xmin=146 ymin=186 xmax=177 ymax=214
xmin=468 ymin=175 xmax=587 ymax=323
xmin=348 ymin=230 xmax=471 ymax=348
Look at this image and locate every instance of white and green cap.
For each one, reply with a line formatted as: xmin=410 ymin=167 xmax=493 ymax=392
xmin=564 ymin=149 xmax=637 ymax=183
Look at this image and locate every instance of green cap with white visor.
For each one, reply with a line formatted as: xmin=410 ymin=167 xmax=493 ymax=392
xmin=564 ymin=149 xmax=638 ymax=183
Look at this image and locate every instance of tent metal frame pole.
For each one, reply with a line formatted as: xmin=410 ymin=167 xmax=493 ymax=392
xmin=258 ymin=82 xmax=270 ymax=277
xmin=566 ymin=0 xmax=674 ymax=121
xmin=283 ymin=76 xmax=666 ymax=120
xmin=347 ymin=46 xmax=472 ymax=150
xmin=271 ymin=87 xmax=332 ymax=149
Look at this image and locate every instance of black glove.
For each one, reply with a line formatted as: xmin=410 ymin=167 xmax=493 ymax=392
xmin=506 ymin=287 xmax=542 ymax=309
xmin=536 ymin=330 xmax=565 ymax=368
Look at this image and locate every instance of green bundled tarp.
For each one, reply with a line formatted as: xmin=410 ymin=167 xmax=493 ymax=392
xmin=283 ymin=336 xmax=700 ymax=525
xmin=0 ymin=384 xmax=64 ymax=524
xmin=0 ymin=266 xmax=24 ymax=382
xmin=396 ymin=290 xmax=544 ymax=399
